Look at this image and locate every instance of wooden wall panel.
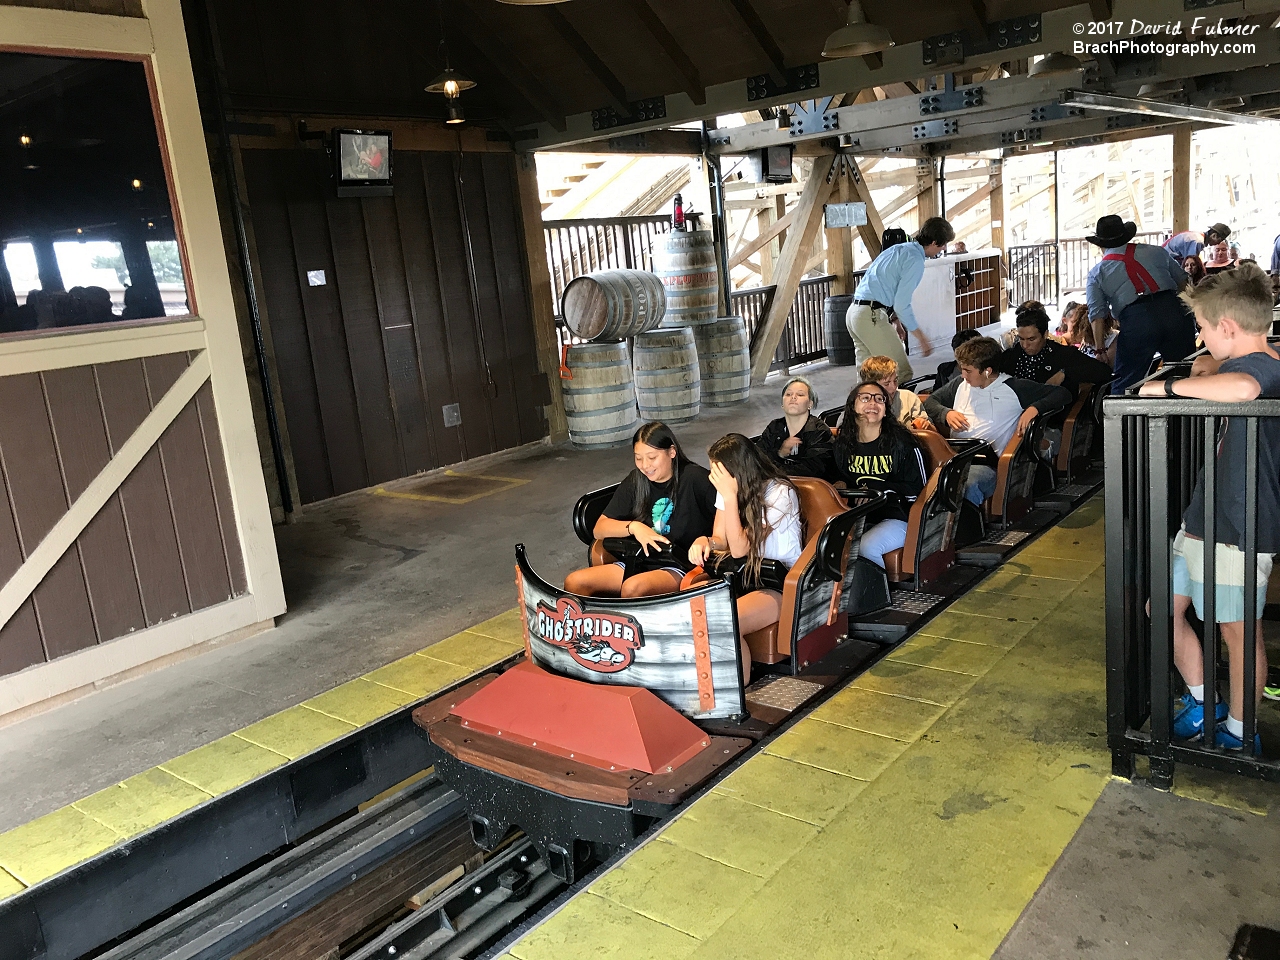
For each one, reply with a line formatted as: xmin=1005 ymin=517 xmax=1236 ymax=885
xmin=240 ymin=148 xmax=550 ymax=503
xmin=43 ymin=366 xmax=147 ymax=643
xmin=145 ymin=354 xmax=234 ymax=611
xmin=194 ymin=382 xmax=248 ymax=596
xmin=394 ymin=158 xmax=465 ymax=468
xmin=97 ymin=358 xmax=192 ymax=625
xmin=324 ymin=198 xmax=403 ymax=483
xmin=240 ymin=150 xmax=334 ymax=504
xmin=0 ymin=466 xmax=44 ymax=676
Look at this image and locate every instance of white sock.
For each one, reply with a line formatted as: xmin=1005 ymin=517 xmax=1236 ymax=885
xmin=1188 ymin=684 xmax=1205 ymax=702
xmin=1226 ymin=715 xmax=1244 ymax=737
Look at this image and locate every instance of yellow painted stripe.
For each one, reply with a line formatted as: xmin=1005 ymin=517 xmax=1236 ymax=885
xmin=0 ymin=614 xmax=527 ymax=903
xmin=508 ymin=506 xmax=1113 ymax=958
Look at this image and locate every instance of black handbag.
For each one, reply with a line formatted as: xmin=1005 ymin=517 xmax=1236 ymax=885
xmin=703 ymin=553 xmax=790 ymax=594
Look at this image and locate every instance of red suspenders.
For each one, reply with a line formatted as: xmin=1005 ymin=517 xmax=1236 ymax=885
xmin=1101 ymin=243 xmax=1160 ymax=295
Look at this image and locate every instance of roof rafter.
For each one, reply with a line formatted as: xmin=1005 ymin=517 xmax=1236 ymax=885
xmin=724 ymin=0 xmax=788 ymax=87
xmin=453 ymin=2 xmax=568 ymax=132
xmin=623 ymin=0 xmax=706 ymax=105
xmin=543 ymin=6 xmax=631 ymax=114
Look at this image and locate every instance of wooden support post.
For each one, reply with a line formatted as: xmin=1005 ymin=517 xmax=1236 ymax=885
xmin=847 ymin=156 xmax=885 ymax=259
xmin=1172 ymin=123 xmax=1191 ymax=235
xmin=989 ymin=158 xmax=1006 ymax=312
xmin=757 ymin=205 xmax=775 ymax=284
xmin=749 ymin=154 xmax=836 ymax=383
xmin=915 ymin=158 xmax=939 ymax=222
xmin=825 ymin=171 xmax=854 ymax=294
xmin=514 ymin=153 xmax=569 ymax=443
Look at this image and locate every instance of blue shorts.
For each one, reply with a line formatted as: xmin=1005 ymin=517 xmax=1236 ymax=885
xmin=1172 ymin=530 xmax=1272 ymax=623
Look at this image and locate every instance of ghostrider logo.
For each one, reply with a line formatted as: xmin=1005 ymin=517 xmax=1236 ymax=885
xmin=534 ymin=596 xmax=644 ymax=673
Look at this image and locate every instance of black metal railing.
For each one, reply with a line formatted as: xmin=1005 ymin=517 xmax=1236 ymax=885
xmin=732 ymin=274 xmax=838 ymax=372
xmin=544 ymin=215 xmax=673 ymax=315
xmin=1008 ymin=232 xmax=1168 ymax=306
xmin=1104 ymin=376 xmax=1279 ymax=789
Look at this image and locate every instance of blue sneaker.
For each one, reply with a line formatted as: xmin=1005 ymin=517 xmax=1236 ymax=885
xmin=1172 ymin=693 xmax=1228 ymax=740
xmin=1215 ymin=721 xmax=1263 ymax=753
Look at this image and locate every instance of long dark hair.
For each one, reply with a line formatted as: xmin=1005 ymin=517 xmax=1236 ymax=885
xmin=707 ymin=433 xmax=795 ymax=584
xmin=835 ymin=382 xmax=919 ymax=460
xmin=627 ymin=421 xmax=690 ymax=520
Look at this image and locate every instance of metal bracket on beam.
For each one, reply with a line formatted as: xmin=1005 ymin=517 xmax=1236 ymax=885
xmin=746 ymin=64 xmax=820 ymax=102
xmin=1030 ymin=104 xmax=1086 ymax=123
xmin=1000 ymin=126 xmax=1042 ymax=145
xmin=788 ymin=109 xmax=839 ymax=137
xmin=920 ymin=86 xmax=984 ymax=115
xmin=922 ymin=14 xmax=1041 ymax=68
xmin=912 ymin=118 xmax=959 ymax=140
xmin=591 ymin=96 xmax=667 ymax=131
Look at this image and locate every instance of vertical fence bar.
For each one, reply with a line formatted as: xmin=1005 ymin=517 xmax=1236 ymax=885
xmin=1243 ymin=416 xmax=1259 ymax=756
xmin=1104 ymin=402 xmax=1134 ymax=777
xmin=1148 ymin=414 xmax=1174 ymax=788
xmin=1202 ymin=414 xmax=1218 ymax=752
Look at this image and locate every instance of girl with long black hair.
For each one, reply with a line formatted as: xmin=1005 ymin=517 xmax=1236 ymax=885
xmin=834 ymin=381 xmax=927 ymax=569
xmin=564 ymin=421 xmax=717 ymax=598
xmin=688 ymin=433 xmax=803 ymax=640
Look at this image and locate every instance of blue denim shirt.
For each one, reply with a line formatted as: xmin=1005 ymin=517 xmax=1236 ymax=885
xmin=1086 ymin=243 xmax=1187 ymax=320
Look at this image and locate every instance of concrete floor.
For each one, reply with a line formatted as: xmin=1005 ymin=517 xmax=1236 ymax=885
xmin=0 ymin=357 xmax=879 ymax=833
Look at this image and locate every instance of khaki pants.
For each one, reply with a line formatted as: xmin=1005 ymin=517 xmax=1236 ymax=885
xmin=846 ymin=303 xmax=913 ymax=381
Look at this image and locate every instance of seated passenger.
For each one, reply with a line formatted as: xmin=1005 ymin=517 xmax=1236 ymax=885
xmin=995 ymin=305 xmax=1112 ymax=395
xmin=754 ymin=376 xmax=834 ymax=480
xmin=859 ymin=355 xmax=930 ymax=429
xmin=931 ymin=328 xmax=981 ymax=392
xmin=833 ymin=382 xmax=927 ymax=569
xmin=564 ymin=421 xmax=716 ymax=598
xmin=1064 ymin=304 xmax=1118 ymax=366
xmin=688 ymin=434 xmax=803 ymax=647
xmin=1183 ymin=255 xmax=1206 ymax=288
xmin=923 ymin=337 xmax=1072 ymax=507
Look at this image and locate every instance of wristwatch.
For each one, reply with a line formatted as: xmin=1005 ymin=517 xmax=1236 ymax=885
xmin=1163 ymin=377 xmax=1182 ymax=396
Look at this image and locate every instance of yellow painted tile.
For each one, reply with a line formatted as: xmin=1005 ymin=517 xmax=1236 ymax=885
xmin=1017 ymin=534 xmax=1103 ymax=562
xmin=304 ymin=678 xmax=417 ymax=726
xmin=466 ymin=607 xmax=527 ymax=646
xmin=234 ymin=704 xmax=356 ymax=760
xmin=0 ymin=866 xmax=24 ymax=899
xmin=947 ymin=591 xmax=1062 ymax=623
xmin=658 ymin=792 xmax=818 ymax=878
xmin=509 ymin=891 xmax=699 ymax=960
xmin=973 ymin=568 xmax=1081 ymax=600
xmin=427 ymin=630 xmax=522 ymax=671
xmin=711 ymin=754 xmax=867 ymax=826
xmin=365 ymin=653 xmax=471 ymax=698
xmin=161 ymin=734 xmax=288 ymax=796
xmin=72 ymin=767 xmax=211 ymax=838
xmin=853 ymin=658 xmax=979 ymax=706
xmin=809 ymin=686 xmax=947 ymax=742
xmin=888 ymin=634 xmax=1009 ymax=676
xmin=999 ymin=552 xmax=1102 ymax=580
xmin=0 ymin=806 xmax=121 ymax=886
xmin=918 ymin=610 xmax=1038 ymax=649
xmin=764 ymin=718 xmax=908 ymax=781
xmin=590 ymin=839 xmax=765 ymax=940
xmin=1171 ymin=764 xmax=1278 ymax=816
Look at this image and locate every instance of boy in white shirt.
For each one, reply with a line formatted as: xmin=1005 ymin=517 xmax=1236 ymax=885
xmin=923 ymin=337 xmax=1072 ymax=506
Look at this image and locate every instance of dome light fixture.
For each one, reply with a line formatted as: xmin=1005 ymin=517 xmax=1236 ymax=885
xmin=822 ymin=1 xmax=893 ymax=58
xmin=1137 ymin=79 xmax=1183 ymax=99
xmin=446 ymin=101 xmax=466 ymax=125
xmin=1207 ymin=95 xmax=1245 ymax=110
xmin=1028 ymin=52 xmax=1082 ymax=77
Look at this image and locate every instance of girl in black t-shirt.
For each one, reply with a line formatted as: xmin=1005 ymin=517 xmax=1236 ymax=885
xmin=834 ymin=382 xmax=927 ymax=569
xmin=564 ymin=421 xmax=717 ymax=598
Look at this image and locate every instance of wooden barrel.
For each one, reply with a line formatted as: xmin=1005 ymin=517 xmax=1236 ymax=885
xmin=652 ymin=230 xmax=719 ymax=327
xmin=692 ymin=317 xmax=750 ymax=406
xmin=633 ymin=327 xmax=700 ymax=424
xmin=562 ymin=342 xmax=639 ymax=448
xmin=823 ymin=294 xmax=857 ymax=365
xmin=561 ymin=270 xmax=666 ymax=342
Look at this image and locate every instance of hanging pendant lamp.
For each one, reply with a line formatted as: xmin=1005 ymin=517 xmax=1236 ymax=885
xmin=822 ymin=1 xmax=893 ymax=58
xmin=1028 ymin=52 xmax=1082 ymax=77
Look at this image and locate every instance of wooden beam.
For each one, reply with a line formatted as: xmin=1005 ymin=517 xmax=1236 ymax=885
xmin=916 ymin=158 xmax=938 ymax=221
xmin=1088 ymin=0 xmax=1113 ymax=19
xmin=730 ymin=204 xmax=796 ymax=268
xmin=847 ymin=156 xmax=886 ymax=258
xmin=988 ymin=159 xmax=1005 ymax=253
xmin=1172 ymin=123 xmax=1191 ymax=233
xmin=749 ymin=154 xmax=836 ymax=382
xmin=958 ymin=0 xmax=987 ymax=37
xmin=544 ymin=7 xmax=630 ymax=114
xmin=514 ymin=154 xmax=569 ymax=443
xmin=623 ymin=0 xmax=705 ymax=104
xmin=878 ymin=186 xmax=919 ymax=221
xmin=454 ymin=2 xmax=569 ymax=132
xmin=826 ymin=172 xmax=854 ymax=295
xmin=726 ymin=0 xmax=788 ymax=86
xmin=943 ymin=180 xmax=995 ymax=222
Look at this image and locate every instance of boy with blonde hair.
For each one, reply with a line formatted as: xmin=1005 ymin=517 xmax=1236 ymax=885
xmin=859 ymin=355 xmax=929 ymax=429
xmin=1138 ymin=263 xmax=1280 ymax=750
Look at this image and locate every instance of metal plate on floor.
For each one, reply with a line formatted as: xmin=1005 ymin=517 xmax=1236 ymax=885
xmin=985 ymin=530 xmax=1031 ymax=546
xmin=1052 ymin=484 xmax=1095 ymax=498
xmin=745 ymin=676 xmax=824 ymax=713
xmin=888 ymin=591 xmax=947 ymax=614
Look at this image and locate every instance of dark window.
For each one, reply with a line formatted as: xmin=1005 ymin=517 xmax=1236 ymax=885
xmin=0 ymin=52 xmax=189 ymax=335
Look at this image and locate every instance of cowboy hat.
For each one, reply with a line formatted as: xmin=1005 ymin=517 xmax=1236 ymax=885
xmin=1206 ymin=222 xmax=1231 ymax=241
xmin=1086 ymin=215 xmax=1138 ymax=247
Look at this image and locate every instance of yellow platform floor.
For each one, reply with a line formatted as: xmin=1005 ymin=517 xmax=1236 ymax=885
xmin=503 ymin=498 xmax=1117 ymax=960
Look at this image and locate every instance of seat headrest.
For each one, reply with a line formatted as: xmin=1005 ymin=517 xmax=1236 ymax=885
xmin=912 ymin=429 xmax=955 ymax=473
xmin=789 ymin=477 xmax=847 ymax=539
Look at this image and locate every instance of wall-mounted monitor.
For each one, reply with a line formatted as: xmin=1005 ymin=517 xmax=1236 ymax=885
xmin=743 ymin=145 xmax=793 ymax=184
xmin=335 ymin=129 xmax=392 ymax=198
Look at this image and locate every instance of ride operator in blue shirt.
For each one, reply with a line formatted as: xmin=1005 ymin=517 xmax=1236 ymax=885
xmin=1165 ymin=221 xmax=1231 ymax=262
xmin=1085 ymin=215 xmax=1194 ymax=394
xmin=846 ymin=217 xmax=954 ymax=381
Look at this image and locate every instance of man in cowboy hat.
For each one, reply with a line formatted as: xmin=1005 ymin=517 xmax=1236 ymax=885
xmin=1165 ymin=221 xmax=1232 ymax=262
xmin=1085 ymin=214 xmax=1194 ymax=394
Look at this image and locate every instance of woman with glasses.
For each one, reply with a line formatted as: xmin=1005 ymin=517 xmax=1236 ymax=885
xmin=833 ymin=382 xmax=927 ymax=569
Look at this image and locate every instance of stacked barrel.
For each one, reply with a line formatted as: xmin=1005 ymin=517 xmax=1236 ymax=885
xmin=558 ymin=228 xmax=750 ymax=449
